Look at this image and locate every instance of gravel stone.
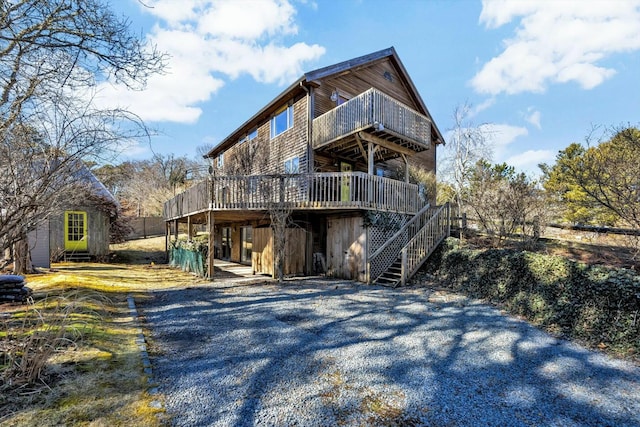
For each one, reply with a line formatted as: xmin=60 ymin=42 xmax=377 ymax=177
xmin=139 ymin=279 xmax=640 ymax=427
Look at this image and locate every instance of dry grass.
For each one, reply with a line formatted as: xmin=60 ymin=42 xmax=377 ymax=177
xmin=0 ymin=236 xmax=206 ymax=426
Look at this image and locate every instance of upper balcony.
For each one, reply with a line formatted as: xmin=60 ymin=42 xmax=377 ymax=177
xmin=163 ymin=172 xmax=421 ymax=221
xmin=312 ymin=88 xmax=432 ymax=161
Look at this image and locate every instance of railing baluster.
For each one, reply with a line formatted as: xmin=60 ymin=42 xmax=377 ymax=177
xmin=163 ymin=172 xmax=422 ymax=219
xmin=312 ymin=88 xmax=431 ymax=149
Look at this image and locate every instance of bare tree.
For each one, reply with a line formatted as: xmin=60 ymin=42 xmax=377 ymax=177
xmin=223 ymin=139 xmax=268 ymax=176
xmin=440 ymin=103 xmax=493 ymax=224
xmin=466 ymin=160 xmax=546 ymax=246
xmin=94 ymin=155 xmax=205 ymax=217
xmin=0 ymin=0 xmax=165 ymax=273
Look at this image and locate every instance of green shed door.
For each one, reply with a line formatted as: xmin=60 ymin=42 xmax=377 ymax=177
xmin=64 ymin=211 xmax=88 ymax=251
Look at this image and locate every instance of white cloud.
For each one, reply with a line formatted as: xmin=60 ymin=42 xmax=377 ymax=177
xmin=471 ymin=97 xmax=496 ymax=116
xmin=196 ymin=0 xmax=297 ymax=39
xmin=505 ymin=149 xmax=555 ymax=176
xmin=95 ymin=0 xmax=325 ymax=123
xmin=479 ymin=123 xmax=528 ymax=162
xmin=524 ymin=108 xmax=541 ymax=129
xmin=119 ymin=139 xmax=153 ymax=158
xmin=472 ymin=0 xmax=640 ymax=95
xmin=480 ymin=123 xmax=528 ymax=147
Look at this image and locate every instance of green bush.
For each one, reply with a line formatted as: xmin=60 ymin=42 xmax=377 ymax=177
xmin=424 ymin=238 xmax=640 ymax=357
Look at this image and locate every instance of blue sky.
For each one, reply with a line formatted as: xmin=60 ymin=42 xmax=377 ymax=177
xmin=100 ymin=0 xmax=640 ymax=177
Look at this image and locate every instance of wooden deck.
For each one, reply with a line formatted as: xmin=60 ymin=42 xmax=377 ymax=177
xmin=312 ymin=88 xmax=431 ymax=155
xmin=163 ymin=172 xmax=420 ymax=221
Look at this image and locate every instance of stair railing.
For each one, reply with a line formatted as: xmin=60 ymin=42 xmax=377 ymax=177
xmin=399 ymin=203 xmax=450 ymax=286
xmin=367 ymin=202 xmax=433 ymax=283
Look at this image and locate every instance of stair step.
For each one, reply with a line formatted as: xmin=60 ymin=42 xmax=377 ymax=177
xmin=382 ymin=271 xmax=402 ymax=278
xmin=64 ymin=251 xmax=91 ymax=262
xmin=375 ymin=278 xmax=400 ymax=287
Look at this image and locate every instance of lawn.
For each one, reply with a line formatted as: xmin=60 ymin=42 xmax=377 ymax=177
xmin=0 ymin=237 xmax=207 ymax=427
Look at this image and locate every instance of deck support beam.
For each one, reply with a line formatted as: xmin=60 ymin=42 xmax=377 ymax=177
xmin=357 ymin=131 xmax=415 ymax=157
xmin=367 ymin=141 xmax=375 ymax=175
xmin=207 ymin=210 xmax=215 ymax=280
xmin=165 ymin=221 xmax=170 ymax=260
xmin=402 ymin=153 xmax=409 ymax=183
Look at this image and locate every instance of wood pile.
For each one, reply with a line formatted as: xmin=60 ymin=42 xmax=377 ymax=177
xmin=0 ymin=275 xmax=32 ymax=303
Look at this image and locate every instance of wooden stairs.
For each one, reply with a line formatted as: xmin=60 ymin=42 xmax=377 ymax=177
xmin=374 ymin=257 xmax=404 ymax=287
xmin=64 ymin=250 xmax=91 ymax=262
xmin=370 ymin=203 xmax=450 ymax=288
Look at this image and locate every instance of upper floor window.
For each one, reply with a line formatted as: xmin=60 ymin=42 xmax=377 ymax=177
xmin=217 ymin=153 xmax=224 ymax=169
xmin=284 ymin=156 xmax=300 ymax=174
xmin=270 ymin=103 xmax=294 ymax=139
xmin=239 ymin=128 xmax=258 ymax=144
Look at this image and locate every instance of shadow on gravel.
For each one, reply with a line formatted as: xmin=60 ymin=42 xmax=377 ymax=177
xmin=139 ymin=279 xmax=640 ymax=427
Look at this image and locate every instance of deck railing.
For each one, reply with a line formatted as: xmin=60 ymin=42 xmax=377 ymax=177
xmin=312 ymin=88 xmax=432 ymax=148
xmin=399 ymin=203 xmax=450 ymax=286
xmin=163 ymin=172 xmax=420 ymax=220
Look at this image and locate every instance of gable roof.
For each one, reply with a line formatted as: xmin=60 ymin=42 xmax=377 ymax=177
xmin=76 ymin=164 xmax=118 ymax=206
xmin=206 ymin=47 xmax=445 ymax=159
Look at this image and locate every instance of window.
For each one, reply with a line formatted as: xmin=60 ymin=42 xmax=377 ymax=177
xmin=284 ymin=156 xmax=300 ymax=174
xmin=270 ymin=104 xmax=294 ymax=138
xmin=217 ymin=153 xmax=224 ymax=169
xmin=239 ymin=128 xmax=258 ymax=144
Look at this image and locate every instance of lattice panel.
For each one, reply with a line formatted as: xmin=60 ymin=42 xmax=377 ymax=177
xmin=368 ymin=212 xmax=410 ymax=256
xmin=369 ymin=230 xmax=409 ymax=280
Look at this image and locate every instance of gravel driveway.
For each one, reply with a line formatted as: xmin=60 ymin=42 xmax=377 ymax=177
xmin=139 ymin=279 xmax=640 ymax=427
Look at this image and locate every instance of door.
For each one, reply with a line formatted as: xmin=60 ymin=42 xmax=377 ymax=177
xmin=340 ymin=162 xmax=352 ymax=202
xmin=64 ymin=211 xmax=88 ymax=251
xmin=221 ymin=227 xmax=231 ymax=260
xmin=241 ymin=226 xmax=252 ymax=264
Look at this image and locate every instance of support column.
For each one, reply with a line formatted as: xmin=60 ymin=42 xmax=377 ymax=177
xmin=187 ymin=215 xmax=192 ymax=242
xmin=165 ymin=221 xmax=169 ymax=262
xmin=207 ymin=210 xmax=215 ymax=280
xmin=173 ymin=219 xmax=178 ymax=240
xmin=368 ymin=142 xmax=374 ymax=175
xmin=402 ymin=153 xmax=409 ymax=183
xmin=368 ymin=142 xmax=375 ymax=207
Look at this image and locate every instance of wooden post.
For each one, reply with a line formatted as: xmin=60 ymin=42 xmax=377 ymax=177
xmin=173 ymin=219 xmax=178 ymax=240
xmin=207 ymin=210 xmax=215 ymax=280
xmin=402 ymin=153 xmax=409 ymax=183
xmin=187 ymin=215 xmax=192 ymax=242
xmin=165 ymin=221 xmax=169 ymax=261
xmin=400 ymin=247 xmax=407 ymax=287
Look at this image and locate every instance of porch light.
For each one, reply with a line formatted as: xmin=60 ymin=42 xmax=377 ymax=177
xmin=374 ymin=121 xmax=384 ymax=131
xmin=330 ymin=90 xmax=338 ymax=102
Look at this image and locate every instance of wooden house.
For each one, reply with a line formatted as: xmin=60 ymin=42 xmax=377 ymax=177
xmin=29 ymin=165 xmax=118 ymax=267
xmin=164 ymin=47 xmax=450 ymax=286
